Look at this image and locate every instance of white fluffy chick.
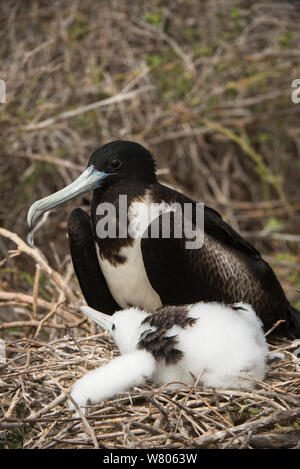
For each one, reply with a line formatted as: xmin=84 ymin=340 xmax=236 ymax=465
xmin=70 ymin=302 xmax=268 ymax=413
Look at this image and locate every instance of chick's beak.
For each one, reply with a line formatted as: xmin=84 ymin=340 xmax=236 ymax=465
xmin=79 ymin=306 xmax=113 ymax=332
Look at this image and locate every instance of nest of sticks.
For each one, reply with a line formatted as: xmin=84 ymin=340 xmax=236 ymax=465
xmin=0 ymin=229 xmax=300 ymax=450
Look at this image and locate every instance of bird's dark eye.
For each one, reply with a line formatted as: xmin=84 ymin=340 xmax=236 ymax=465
xmin=112 ymin=323 xmax=116 ymax=331
xmin=110 ymin=159 xmax=121 ymax=169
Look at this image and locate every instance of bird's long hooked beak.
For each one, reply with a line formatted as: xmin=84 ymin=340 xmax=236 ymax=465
xmin=27 ymin=165 xmax=108 ymax=227
xmin=79 ymin=306 xmax=113 ymax=332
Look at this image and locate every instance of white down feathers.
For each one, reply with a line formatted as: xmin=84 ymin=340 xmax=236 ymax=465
xmin=70 ymin=302 xmax=268 ymax=413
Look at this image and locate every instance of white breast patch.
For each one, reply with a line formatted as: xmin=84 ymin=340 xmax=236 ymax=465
xmin=95 ymin=196 xmax=166 ymax=312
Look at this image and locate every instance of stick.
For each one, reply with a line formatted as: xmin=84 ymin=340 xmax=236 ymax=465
xmin=0 ymin=228 xmax=76 ymax=303
xmin=194 ymin=407 xmax=300 ymax=448
xmin=22 ymin=86 xmax=154 ymax=131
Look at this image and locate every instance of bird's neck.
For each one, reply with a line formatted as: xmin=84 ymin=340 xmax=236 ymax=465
xmin=91 ymin=181 xmax=156 ymax=264
xmin=93 ymin=180 xmax=150 ymax=206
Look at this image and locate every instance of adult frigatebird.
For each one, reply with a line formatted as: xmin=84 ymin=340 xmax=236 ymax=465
xmin=27 ymin=140 xmax=300 ymax=336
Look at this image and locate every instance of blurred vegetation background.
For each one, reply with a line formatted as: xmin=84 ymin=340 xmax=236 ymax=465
xmin=0 ymin=0 xmax=300 ymax=311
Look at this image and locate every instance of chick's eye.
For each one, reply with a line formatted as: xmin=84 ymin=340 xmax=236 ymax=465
xmin=110 ymin=159 xmax=121 ymax=169
xmin=112 ymin=324 xmax=116 ymax=331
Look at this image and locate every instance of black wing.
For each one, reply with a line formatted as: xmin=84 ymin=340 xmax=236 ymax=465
xmin=141 ymin=184 xmax=289 ymax=329
xmin=154 ymin=183 xmax=261 ymax=259
xmin=68 ymin=208 xmax=120 ymax=314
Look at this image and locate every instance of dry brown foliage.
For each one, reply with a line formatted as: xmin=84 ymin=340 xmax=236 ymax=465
xmin=0 ymin=0 xmax=300 ymax=449
xmin=0 ymin=226 xmax=299 ymax=449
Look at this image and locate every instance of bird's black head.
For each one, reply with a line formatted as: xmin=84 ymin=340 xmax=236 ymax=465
xmin=27 ymin=140 xmax=157 ymax=227
xmin=88 ymin=141 xmax=157 ymax=187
